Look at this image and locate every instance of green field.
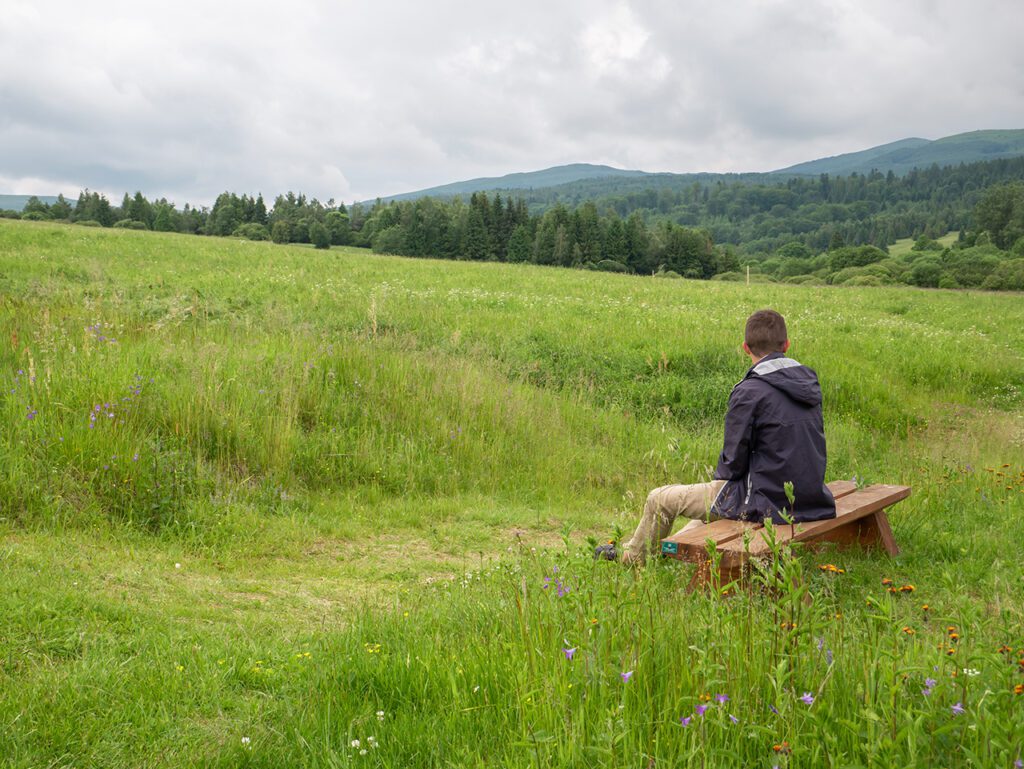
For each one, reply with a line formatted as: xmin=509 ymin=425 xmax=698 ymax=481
xmin=888 ymin=232 xmax=960 ymax=258
xmin=2 ymin=219 xmax=1023 ymax=768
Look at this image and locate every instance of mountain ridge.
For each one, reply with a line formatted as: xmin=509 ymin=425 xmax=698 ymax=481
xmin=369 ymin=129 xmax=1024 ymax=203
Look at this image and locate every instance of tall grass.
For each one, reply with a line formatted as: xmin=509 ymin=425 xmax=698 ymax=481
xmin=1 ymin=220 xmax=1022 ymax=767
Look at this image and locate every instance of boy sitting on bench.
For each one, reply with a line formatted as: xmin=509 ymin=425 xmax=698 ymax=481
xmin=596 ymin=309 xmax=836 ymax=565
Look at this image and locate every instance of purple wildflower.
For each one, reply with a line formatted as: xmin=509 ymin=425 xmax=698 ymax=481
xmin=729 ymin=714 xmax=739 ymax=724
xmin=695 ymin=704 xmax=708 ymax=717
xmin=826 ymin=648 xmax=834 ymax=666
xmin=133 ymin=453 xmax=139 ymax=462
xmin=1014 ymin=760 xmax=1022 ymax=769
xmin=563 ymin=647 xmax=576 ymax=661
xmin=951 ymin=702 xmax=965 ymax=716
xmin=620 ymin=671 xmax=633 ymax=683
xmin=925 ymin=677 xmax=937 ymax=688
xmin=679 ymin=716 xmax=691 ymax=727
xmin=26 ymin=407 xmax=37 ymax=420
xmin=715 ymin=693 xmax=729 ymax=704
xmin=769 ymin=704 xmax=779 ymax=715
xmin=816 ymin=637 xmax=824 ymax=651
xmin=800 ymin=692 xmax=815 ymax=705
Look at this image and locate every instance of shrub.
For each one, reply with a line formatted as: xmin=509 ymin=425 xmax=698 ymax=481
xmin=980 ymin=258 xmax=1024 ymax=291
xmin=372 ymin=226 xmax=407 ymax=255
xmin=594 ymin=259 xmax=628 ymax=273
xmin=113 ymin=219 xmax=147 ymax=230
xmin=76 ymin=220 xmax=102 ymax=228
xmin=310 ymin=221 xmax=331 ymax=250
xmin=21 ymin=211 xmax=46 ymax=221
xmin=271 ymin=220 xmax=291 ymax=244
xmin=232 ymin=223 xmax=270 ymax=241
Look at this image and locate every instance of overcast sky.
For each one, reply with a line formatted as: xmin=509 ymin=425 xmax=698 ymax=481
xmin=2 ymin=0 xmax=1023 ymax=205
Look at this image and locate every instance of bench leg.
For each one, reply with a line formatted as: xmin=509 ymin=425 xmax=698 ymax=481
xmin=812 ymin=508 xmax=900 ymax=556
xmin=687 ymin=555 xmax=746 ymax=594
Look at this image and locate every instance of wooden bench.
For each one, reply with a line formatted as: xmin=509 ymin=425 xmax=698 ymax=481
xmin=660 ymin=481 xmax=912 ymax=588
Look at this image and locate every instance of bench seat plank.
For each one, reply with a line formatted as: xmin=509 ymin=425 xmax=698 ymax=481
xmin=718 ymin=484 xmax=911 ymax=557
xmin=661 ymin=479 xmax=860 ymax=560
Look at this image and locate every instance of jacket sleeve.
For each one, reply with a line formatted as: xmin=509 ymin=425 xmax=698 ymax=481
xmin=714 ymin=384 xmax=757 ymax=481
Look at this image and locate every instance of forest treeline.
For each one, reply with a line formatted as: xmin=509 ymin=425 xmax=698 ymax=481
xmin=4 ymin=157 xmax=1024 ymax=290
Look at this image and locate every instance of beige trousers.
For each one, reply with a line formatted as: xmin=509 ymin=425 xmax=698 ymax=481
xmin=622 ymin=480 xmax=726 ymax=565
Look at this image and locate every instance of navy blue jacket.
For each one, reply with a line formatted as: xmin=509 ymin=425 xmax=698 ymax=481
xmin=710 ymin=352 xmax=835 ymax=524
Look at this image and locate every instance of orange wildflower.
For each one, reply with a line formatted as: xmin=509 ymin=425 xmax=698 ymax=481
xmin=772 ymin=742 xmax=791 ymax=754
xmin=902 ymin=627 xmax=915 ymax=635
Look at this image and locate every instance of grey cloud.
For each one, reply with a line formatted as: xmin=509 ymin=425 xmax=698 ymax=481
xmin=1 ymin=0 xmax=1023 ymax=204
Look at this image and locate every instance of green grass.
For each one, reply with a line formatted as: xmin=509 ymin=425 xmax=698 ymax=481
xmin=888 ymin=232 xmax=959 ymax=258
xmin=1 ymin=219 xmax=1023 ymax=767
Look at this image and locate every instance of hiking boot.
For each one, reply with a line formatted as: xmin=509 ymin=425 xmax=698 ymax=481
xmin=593 ymin=543 xmax=618 ymax=561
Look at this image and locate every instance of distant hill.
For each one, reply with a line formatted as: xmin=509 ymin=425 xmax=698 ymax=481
xmin=370 ymin=129 xmax=1024 ymax=204
xmin=0 ymin=194 xmax=66 ymax=211
xmin=773 ymin=129 xmax=1024 ymax=176
xmin=374 ymin=164 xmax=654 ymax=203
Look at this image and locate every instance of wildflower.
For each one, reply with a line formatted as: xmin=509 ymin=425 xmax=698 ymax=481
xmin=620 ymin=670 xmax=633 ymax=683
xmin=715 ymin=693 xmax=729 ymax=704
xmin=826 ymin=648 xmax=833 ymax=666
xmin=902 ymin=626 xmax=915 ymax=635
xmin=376 ymin=710 xmax=385 ymax=721
xmin=350 ymin=739 xmax=361 ymax=748
xmin=367 ymin=736 xmax=377 ymax=748
xmin=997 ymin=644 xmax=1011 ymax=654
xmin=925 ymin=677 xmax=937 ymax=689
xmin=772 ymin=742 xmax=791 ymax=754
xmin=962 ymin=668 xmax=980 ymax=677
xmin=679 ymin=716 xmax=692 ymax=727
xmin=816 ymin=637 xmax=825 ymax=651
xmin=948 ymin=632 xmax=960 ymax=643
xmin=699 ymin=693 xmax=712 ymax=702
xmin=780 ymin=621 xmax=797 ymax=630
xmin=563 ymin=647 xmax=576 ymax=661
xmin=695 ymin=704 xmax=708 ymax=717
xmin=359 ymin=749 xmax=367 ymax=755
xmin=1015 ymin=760 xmax=1022 ymax=769
xmin=1014 ymin=684 xmax=1023 ymax=695
xmin=947 ymin=626 xmax=958 ymax=636
xmin=887 ymin=587 xmax=899 ymax=594
xmin=768 ymin=704 xmax=779 ymax=715
xmin=881 ymin=578 xmax=893 ymax=586
xmin=729 ymin=714 xmax=739 ymax=724
xmin=946 ymin=647 xmax=956 ymax=656
xmin=834 ymin=612 xmax=843 ymax=620
xmin=899 ymin=584 xmax=915 ymax=593
xmin=800 ymin=692 xmax=814 ymax=705
xmin=922 ymin=604 xmax=930 ymax=612
xmin=241 ymin=736 xmax=251 ymax=747
xmin=26 ymin=407 xmax=37 ymax=420
xmin=950 ymin=702 xmax=965 ymax=716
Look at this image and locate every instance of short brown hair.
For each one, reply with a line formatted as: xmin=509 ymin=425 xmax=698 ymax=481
xmin=744 ymin=309 xmax=788 ymax=356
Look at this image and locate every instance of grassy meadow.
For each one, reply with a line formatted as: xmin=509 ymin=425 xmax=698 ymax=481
xmin=1 ymin=219 xmax=1023 ymax=768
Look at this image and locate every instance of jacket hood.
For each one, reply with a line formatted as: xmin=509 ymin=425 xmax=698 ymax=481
xmin=745 ymin=353 xmax=822 ymax=407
